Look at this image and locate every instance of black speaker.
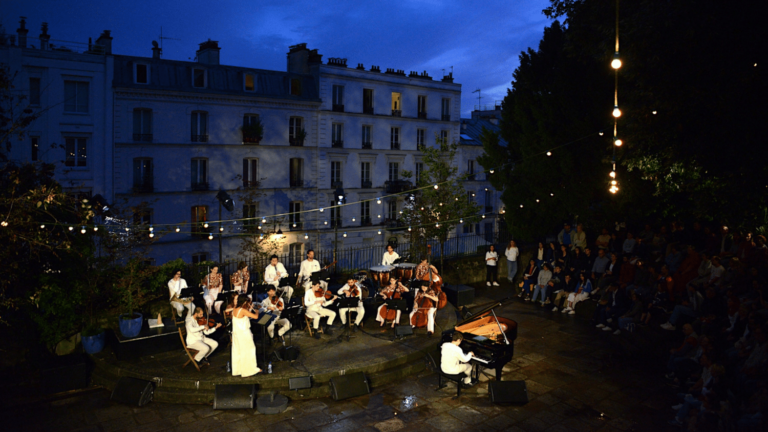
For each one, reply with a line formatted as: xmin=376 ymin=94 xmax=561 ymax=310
xmin=111 ymin=377 xmax=154 ymax=406
xmin=394 ymin=325 xmax=413 ymax=337
xmin=329 ymin=372 xmax=370 ymax=400
xmin=214 ymin=384 xmax=255 ymax=410
xmin=443 ymin=284 xmax=475 ymax=307
xmin=40 ymin=354 xmax=88 ymax=395
xmin=277 ymin=345 xmax=300 ymax=361
xmin=489 ymin=380 xmax=528 ymax=404
xmin=289 ymin=376 xmax=312 ymax=390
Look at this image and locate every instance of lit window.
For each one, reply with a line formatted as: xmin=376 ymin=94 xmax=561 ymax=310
xmin=65 ymin=137 xmax=87 ymax=167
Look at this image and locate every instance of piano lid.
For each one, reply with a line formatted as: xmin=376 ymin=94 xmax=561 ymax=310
xmin=455 ymin=300 xmax=504 ymax=328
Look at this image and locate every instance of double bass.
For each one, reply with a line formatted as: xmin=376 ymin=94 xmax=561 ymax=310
xmin=420 ymin=245 xmax=448 ymax=310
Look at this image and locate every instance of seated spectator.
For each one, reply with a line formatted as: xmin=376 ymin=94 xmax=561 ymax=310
xmin=668 ymin=364 xmax=727 ymax=428
xmin=639 ymin=224 xmax=655 ymax=245
xmin=591 ymin=249 xmax=611 ymax=289
xmin=616 ymin=291 xmax=642 ymax=334
xmin=583 ymin=247 xmax=596 ymax=276
xmin=596 ymin=228 xmax=611 ymax=251
xmin=666 ymin=323 xmax=700 ymax=376
xmin=570 ymin=246 xmax=585 ymax=275
xmin=555 ymin=244 xmax=570 ymax=273
xmin=557 ymin=223 xmax=573 ymax=249
xmin=652 ymin=226 xmax=669 ymax=261
xmin=687 ymin=252 xmax=712 ymax=290
xmin=597 ymin=253 xmax=620 ymax=291
xmin=635 ymin=237 xmax=651 ymax=261
xmin=572 ymin=224 xmax=587 ymax=251
xmin=617 ymin=255 xmax=637 ymax=289
xmin=541 ymin=265 xmax=564 ymax=307
xmin=622 ymin=232 xmax=637 ymax=256
xmin=666 ymin=245 xmax=683 ymax=274
xmin=673 ymin=245 xmax=701 ymax=295
xmin=551 ymin=273 xmax=576 ymax=312
xmin=593 ymin=283 xmax=628 ymax=332
xmin=518 ymin=259 xmax=539 ymax=299
xmin=707 ymin=256 xmax=725 ymax=289
xmin=545 ymin=242 xmax=557 ymax=268
xmin=641 ymin=278 xmax=670 ymax=325
xmin=609 ymin=232 xmax=623 ymax=257
xmin=530 ymin=263 xmax=552 ymax=304
xmin=660 ymin=264 xmax=676 ymax=302
xmin=661 ymin=284 xmax=706 ymax=331
xmin=565 ymin=273 xmax=593 ymax=314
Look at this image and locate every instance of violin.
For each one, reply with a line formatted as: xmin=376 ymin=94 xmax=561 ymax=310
xmin=269 ymin=295 xmax=284 ymax=311
xmin=197 ymin=316 xmax=217 ymax=328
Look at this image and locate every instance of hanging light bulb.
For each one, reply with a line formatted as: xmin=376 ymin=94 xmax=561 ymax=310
xmin=536 ymin=199 xmax=540 ymax=203
xmin=377 ymin=214 xmax=381 ymax=218
xmin=175 ymin=226 xmax=180 ymax=233
xmin=260 ymin=233 xmax=264 ymax=239
xmin=208 ymin=233 xmax=213 ymax=240
xmin=304 ymin=233 xmax=309 ymax=240
xmin=276 ymin=228 xmax=283 ymax=237
xmin=292 ymin=223 xmax=297 ymax=228
xmin=352 ymin=218 xmax=356 ymax=222
xmin=460 ymin=218 xmax=463 ymax=223
xmin=520 ymin=204 xmax=524 ymax=208
xmin=434 ymin=184 xmax=439 ymax=189
xmin=399 ymin=210 xmax=403 ymax=214
xmin=599 ymin=131 xmax=604 ymax=136
xmin=319 ymin=208 xmax=324 ymax=212
xmin=125 ymin=227 xmax=130 ymax=232
xmin=68 ymin=226 xmax=74 ymax=231
xmin=149 ymin=225 xmax=154 ymax=232
xmin=343 ymin=232 xmax=347 ymax=238
xmin=482 ymin=214 xmax=486 ymax=218
xmin=612 ymin=106 xmax=622 ymax=118
xmin=203 ymin=223 xmax=208 ymax=229
xmin=435 ymin=223 xmax=440 ymax=228
xmin=376 ymin=197 xmax=381 ymax=204
xmin=439 ymin=202 xmax=443 ymax=206
xmin=610 ymin=171 xmax=616 ymax=178
xmin=550 ymin=193 xmax=554 ymax=197
xmin=489 ymin=169 xmax=495 ymax=174
xmin=40 ymin=224 xmax=45 ymax=229
xmin=420 ymin=207 xmax=424 ymax=211
xmin=149 ymin=232 xmax=155 ymax=238
xmin=652 ymin=110 xmax=657 ymax=115
xmin=546 ymin=151 xmax=552 ymax=156
xmin=614 ymin=138 xmax=623 ymax=147
xmin=81 ymin=226 xmax=86 ymax=234
xmin=219 ymin=227 xmax=224 ymax=232
xmin=0 ymin=221 xmax=7 ymax=227
xmin=455 ymin=197 xmax=459 ymax=201
xmin=324 ymin=220 xmax=328 ymax=225
xmin=408 ymin=226 xmax=412 ymax=232
xmin=611 ymin=52 xmax=622 ymax=69
xmin=377 ymin=229 xmax=382 ymax=235
xmin=611 ymin=180 xmax=617 ymax=185
xmin=94 ymin=226 xmax=98 ymax=232
xmin=257 ymin=225 xmax=262 ymax=230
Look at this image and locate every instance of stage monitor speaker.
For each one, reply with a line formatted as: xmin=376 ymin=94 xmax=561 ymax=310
xmin=394 ymin=325 xmax=413 ymax=337
xmin=443 ymin=284 xmax=475 ymax=307
xmin=489 ymin=380 xmax=528 ymax=404
xmin=111 ymin=377 xmax=154 ymax=406
xmin=277 ymin=345 xmax=300 ymax=361
xmin=329 ymin=372 xmax=370 ymax=401
xmin=214 ymin=384 xmax=255 ymax=410
xmin=289 ymin=376 xmax=312 ymax=391
xmin=41 ymin=354 xmax=88 ymax=395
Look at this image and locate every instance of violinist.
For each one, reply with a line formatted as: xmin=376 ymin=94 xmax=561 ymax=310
xmin=303 ymin=280 xmax=337 ymax=339
xmin=376 ymin=277 xmax=409 ymax=328
xmin=337 ymin=277 xmax=365 ymax=331
xmin=185 ymin=307 xmax=222 ymax=366
xmin=410 ymin=280 xmax=439 ymax=336
xmin=260 ymin=286 xmax=291 ymax=342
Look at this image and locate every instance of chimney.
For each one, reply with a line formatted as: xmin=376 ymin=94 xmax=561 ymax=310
xmin=196 ymin=39 xmax=220 ymax=65
xmin=17 ymin=17 xmax=29 ymax=48
xmin=39 ymin=22 xmax=50 ymax=50
xmin=96 ymin=30 xmax=112 ymax=54
xmin=152 ymin=40 xmax=162 ymax=59
xmin=287 ymin=43 xmax=309 ymax=74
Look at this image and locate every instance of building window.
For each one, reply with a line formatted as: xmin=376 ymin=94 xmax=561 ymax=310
xmin=417 ymin=129 xmax=426 ymax=150
xmin=64 ymin=137 xmax=87 ymax=167
xmin=290 ymin=158 xmax=303 ymax=187
xmin=330 ymin=161 xmax=342 ymax=188
xmin=191 ymin=111 xmax=208 ymax=142
xmin=390 ymin=127 xmax=400 ymax=150
xmin=463 ymin=222 xmax=475 ymax=234
xmin=243 ymin=114 xmax=261 ymax=143
xmin=134 ymin=64 xmax=149 ymax=84
xmin=191 ymin=158 xmax=208 ymax=190
xmin=64 ymin=81 xmax=89 ymax=113
xmin=361 ymin=201 xmax=371 ymax=225
xmin=467 ymin=191 xmax=475 ymax=204
xmin=332 ymin=123 xmax=343 ymax=148
xmin=31 ymin=137 xmax=39 ymax=161
xmin=389 ymin=162 xmax=399 ymax=181
xmin=290 ymin=78 xmax=301 ymax=96
xmin=193 ymin=68 xmax=206 ymax=88
xmin=133 ymin=108 xmax=153 ymax=142
xmin=133 ymin=208 xmax=152 ymax=225
xmin=29 ymin=78 xmax=41 ymax=106
xmin=361 ymin=162 xmax=371 ymax=188
xmin=330 ymin=201 xmax=341 ymax=228
xmin=191 ymin=206 xmax=208 ymax=234
xmin=192 ymin=252 xmax=209 ymax=264
xmin=244 ymin=73 xmax=256 ymax=91
xmin=332 ymin=85 xmax=344 ymax=111
xmin=243 ymin=158 xmax=258 ymax=187
xmin=485 ymin=189 xmax=493 ymax=213
xmin=440 ymin=130 xmax=449 ymax=145
xmin=387 ymin=200 xmax=397 ymax=220
xmin=415 ymin=162 xmax=424 ymax=185
xmin=133 ymin=158 xmax=153 ymax=193
xmin=243 ymin=203 xmax=259 ymax=226
xmin=441 ymin=98 xmax=451 ymax=121
xmin=467 ymin=160 xmax=475 ymax=180
xmin=289 ymin=202 xmax=302 ymax=228
xmin=362 ymin=125 xmax=372 ymax=148
xmin=363 ymin=88 xmax=374 ymax=114
xmin=391 ymin=92 xmax=401 ymax=116
xmin=289 ymin=117 xmax=303 ymax=145
xmin=417 ymin=95 xmax=427 ymax=118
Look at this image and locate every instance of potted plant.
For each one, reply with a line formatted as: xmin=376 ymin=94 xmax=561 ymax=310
xmin=115 ymin=258 xmax=154 ymax=338
xmin=81 ymin=323 xmax=106 ymax=354
xmin=240 ymin=120 xmax=264 ymax=144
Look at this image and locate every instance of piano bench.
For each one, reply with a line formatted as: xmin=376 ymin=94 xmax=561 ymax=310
xmin=425 ymin=353 xmax=465 ymax=399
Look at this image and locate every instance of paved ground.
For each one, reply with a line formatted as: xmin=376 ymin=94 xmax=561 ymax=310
xmin=9 ymin=283 xmax=681 ymax=432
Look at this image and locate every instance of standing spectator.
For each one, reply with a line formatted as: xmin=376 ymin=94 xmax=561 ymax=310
xmin=485 ymin=245 xmax=499 ymax=287
xmin=545 ymin=242 xmax=557 ymax=268
xmin=622 ymin=232 xmax=637 ymax=256
xmin=583 ymin=247 xmax=596 ymax=276
xmin=530 ymin=263 xmax=552 ymax=304
xmin=565 ymin=273 xmax=593 ymax=314
xmin=596 ymin=228 xmax=611 ymax=251
xmin=591 ymin=249 xmax=611 ymax=290
xmin=535 ymin=242 xmax=546 ymax=269
xmin=639 ymin=224 xmax=655 ymax=245
xmin=572 ymin=224 xmax=587 ymax=251
xmin=708 ymin=256 xmax=725 ymax=288
xmin=555 ymin=244 xmax=571 ymax=273
xmin=718 ymin=225 xmax=733 ymax=256
xmin=518 ymin=259 xmax=539 ymax=299
xmin=504 ymin=240 xmax=519 ymax=283
xmin=558 ymin=223 xmax=573 ymax=249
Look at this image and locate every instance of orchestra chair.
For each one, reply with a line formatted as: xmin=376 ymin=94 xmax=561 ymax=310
xmin=424 ymin=352 xmax=464 ymax=399
xmin=176 ymin=323 xmax=201 ymax=372
xmin=302 ymin=298 xmax=323 ymax=337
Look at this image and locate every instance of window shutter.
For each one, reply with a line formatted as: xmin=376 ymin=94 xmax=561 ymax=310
xmin=191 ymin=160 xmax=198 ymax=184
xmin=133 ymin=110 xmax=141 ymax=134
xmin=133 ymin=159 xmax=141 ymax=186
xmin=191 ymin=113 xmax=197 ymax=136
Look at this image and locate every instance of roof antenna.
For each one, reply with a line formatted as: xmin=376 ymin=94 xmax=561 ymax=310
xmin=158 ymin=26 xmax=180 ymax=52
xmin=472 ymin=88 xmax=482 ymax=109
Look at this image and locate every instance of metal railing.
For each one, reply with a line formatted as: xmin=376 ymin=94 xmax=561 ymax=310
xmin=133 ymin=133 xmax=153 ymax=142
xmin=332 ymin=140 xmax=344 ymax=148
xmin=392 ymin=110 xmax=401 ymax=117
xmin=191 ymin=134 xmax=209 ymax=143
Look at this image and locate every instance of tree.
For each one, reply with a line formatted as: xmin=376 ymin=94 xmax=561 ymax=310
xmin=401 ymin=135 xmax=481 ymax=269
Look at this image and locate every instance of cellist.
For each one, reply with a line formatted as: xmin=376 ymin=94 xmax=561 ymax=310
xmin=376 ymin=277 xmax=410 ymax=328
xmin=410 ymin=280 xmax=439 ymax=336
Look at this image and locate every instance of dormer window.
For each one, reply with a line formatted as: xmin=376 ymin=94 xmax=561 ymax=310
xmin=134 ymin=64 xmax=149 ymax=84
xmin=290 ymin=78 xmax=301 ymax=96
xmin=244 ymin=73 xmax=256 ymax=92
xmin=193 ymin=68 xmax=207 ymax=88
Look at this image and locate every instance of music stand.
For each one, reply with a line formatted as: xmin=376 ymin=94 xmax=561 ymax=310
xmin=254 ymin=313 xmax=273 ymax=367
xmin=336 ymin=297 xmax=360 ymax=342
xmin=384 ymin=299 xmax=408 ymax=340
xmin=281 ymin=304 xmax=303 ymax=352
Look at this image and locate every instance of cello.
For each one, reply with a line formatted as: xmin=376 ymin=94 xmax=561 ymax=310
xmin=410 ymin=282 xmax=437 ymax=329
xmin=378 ymin=278 xmax=408 ymax=322
xmin=421 ymin=245 xmax=448 ymax=310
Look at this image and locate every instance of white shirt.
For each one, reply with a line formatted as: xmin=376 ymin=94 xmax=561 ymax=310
xmin=261 ymin=297 xmax=284 ymax=317
xmin=304 ymin=287 xmax=334 ymax=310
xmin=441 ymin=342 xmax=472 ymax=374
xmin=537 ymin=248 xmax=544 ymax=260
xmin=264 ymin=263 xmax=288 ymax=286
xmin=382 ymin=251 xmax=400 ymax=266
xmin=337 ymin=284 xmax=363 ymax=307
xmin=485 ymin=251 xmax=498 ymax=266
xmin=185 ymin=314 xmax=216 ymax=346
xmin=710 ymin=265 xmax=725 ymax=282
xmin=168 ymin=278 xmax=188 ymax=301
xmin=299 ymin=259 xmax=321 ymax=281
xmin=505 ymin=246 xmax=519 ymax=262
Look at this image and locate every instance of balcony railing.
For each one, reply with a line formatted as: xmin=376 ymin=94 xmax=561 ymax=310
xmin=133 ymin=133 xmax=153 ymax=142
xmin=192 ymin=181 xmax=210 ymax=191
xmin=362 ymin=141 xmax=372 ymax=149
xmin=363 ymin=106 xmax=374 ymax=115
xmin=243 ymin=180 xmax=260 ymax=188
xmin=332 ymin=104 xmax=344 ymax=112
xmin=418 ymin=112 xmax=427 ymax=119
xmin=132 ymin=178 xmax=154 ymax=193
xmin=392 ymin=110 xmax=401 ymax=117
xmin=191 ymin=134 xmax=209 ymax=142
xmin=290 ymin=179 xmax=305 ymax=188
xmin=332 ymin=140 xmax=344 ymax=148
xmin=485 ymin=206 xmax=494 ymax=213
xmin=384 ymin=179 xmax=412 ymax=194
xmin=360 ymin=217 xmax=372 ymax=227
xmin=390 ymin=142 xmax=400 ymax=150
xmin=442 ymin=114 xmax=451 ymax=121
xmin=332 ymin=180 xmax=343 ymax=189
xmin=361 ymin=180 xmax=372 ymax=189
xmin=330 ymin=219 xmax=342 ymax=229
xmin=289 ymin=137 xmax=304 ymax=146
xmin=465 ymin=173 xmax=476 ymax=181
xmin=242 ymin=133 xmax=261 ymax=145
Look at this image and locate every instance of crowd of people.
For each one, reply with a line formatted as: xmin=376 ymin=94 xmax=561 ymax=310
xmin=507 ymin=222 xmax=767 ymax=430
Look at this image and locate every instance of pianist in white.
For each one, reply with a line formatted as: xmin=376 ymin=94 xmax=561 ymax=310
xmin=441 ymin=332 xmax=477 ymax=386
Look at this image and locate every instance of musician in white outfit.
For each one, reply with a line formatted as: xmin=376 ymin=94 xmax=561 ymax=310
xmin=264 ymin=255 xmax=294 ymax=298
xmin=440 ymin=332 xmax=476 ymax=386
xmin=168 ymin=270 xmax=194 ymax=318
xmin=382 ymin=244 xmax=400 ymax=266
xmin=304 ymin=281 xmax=337 ymax=339
xmin=299 ymin=250 xmax=326 ymax=290
xmin=185 ymin=307 xmax=221 ymax=365
xmin=260 ymin=286 xmax=291 ymax=341
xmin=337 ymin=277 xmax=365 ymax=329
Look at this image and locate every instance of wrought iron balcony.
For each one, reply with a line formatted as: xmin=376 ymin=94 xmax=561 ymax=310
xmin=361 ymin=180 xmax=372 ymax=189
xmin=392 ymin=110 xmax=401 ymax=117
xmin=360 ymin=217 xmax=372 ymax=227
xmin=191 ymin=181 xmax=210 ymax=191
xmin=242 ymin=180 xmax=260 ymax=188
xmin=442 ymin=114 xmax=451 ymax=121
xmin=330 ymin=219 xmax=342 ymax=229
xmin=418 ymin=112 xmax=427 ymax=119
xmin=363 ymin=106 xmax=374 ymax=115
xmin=191 ymin=134 xmax=209 ymax=142
xmin=384 ymin=179 xmax=412 ymax=194
xmin=465 ymin=173 xmax=476 ymax=181
xmin=332 ymin=140 xmax=344 ymax=148
xmin=133 ymin=133 xmax=153 ymax=142
xmin=485 ymin=206 xmax=494 ymax=213
xmin=332 ymin=180 xmax=343 ymax=189
xmin=289 ymin=137 xmax=304 ymax=146
xmin=242 ymin=133 xmax=261 ymax=145
xmin=362 ymin=141 xmax=372 ymax=149
xmin=290 ymin=179 xmax=305 ymax=188
xmin=332 ymin=104 xmax=344 ymax=112
xmin=131 ymin=178 xmax=154 ymax=193
xmin=390 ymin=142 xmax=400 ymax=150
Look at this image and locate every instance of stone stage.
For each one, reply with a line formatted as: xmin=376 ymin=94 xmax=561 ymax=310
xmin=91 ymin=304 xmax=459 ymax=404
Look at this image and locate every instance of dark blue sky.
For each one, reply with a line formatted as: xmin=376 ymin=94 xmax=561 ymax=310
xmin=2 ymin=0 xmax=552 ymax=116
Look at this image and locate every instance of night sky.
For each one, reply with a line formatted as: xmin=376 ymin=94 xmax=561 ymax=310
xmin=1 ymin=0 xmax=552 ymax=116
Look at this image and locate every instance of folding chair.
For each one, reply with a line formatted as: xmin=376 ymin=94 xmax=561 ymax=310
xmin=177 ymin=325 xmax=201 ymax=372
xmin=302 ymin=298 xmax=323 ymax=337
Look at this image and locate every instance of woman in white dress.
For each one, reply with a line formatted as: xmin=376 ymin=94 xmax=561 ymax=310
xmin=231 ymin=296 xmax=261 ymax=377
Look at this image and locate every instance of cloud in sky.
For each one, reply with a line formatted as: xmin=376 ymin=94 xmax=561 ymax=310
xmin=1 ymin=0 xmax=552 ymax=115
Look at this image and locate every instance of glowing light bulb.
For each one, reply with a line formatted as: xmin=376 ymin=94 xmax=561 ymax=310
xmin=520 ymin=204 xmax=524 ymax=208
xmin=439 ymin=202 xmax=443 ymax=206
xmin=399 ymin=211 xmax=403 ymax=214
xmin=490 ymin=169 xmax=495 ymax=174
xmin=546 ymin=151 xmax=552 ymax=156
xmin=40 ymin=224 xmax=45 ymax=229
xmin=319 ymin=208 xmax=324 ymax=212
xmin=610 ymin=171 xmax=616 ymax=178
xmin=258 ymin=225 xmax=262 ymax=230
xmin=611 ymin=180 xmax=617 ymax=185
xmin=343 ymin=232 xmax=347 ymax=238
xmin=482 ymin=214 xmax=486 ymax=218
xmin=420 ymin=207 xmax=424 ymax=211
xmin=220 ymin=227 xmax=224 ymax=232
xmin=550 ymin=193 xmax=554 ymax=197
xmin=408 ymin=226 xmax=412 ymax=232
xmin=149 ymin=226 xmax=154 ymax=232
xmin=93 ymin=227 xmax=98 ymax=232
xmin=377 ymin=230 xmax=382 ymax=235
xmin=377 ymin=214 xmax=381 ymax=218
xmin=436 ymin=223 xmax=440 ymax=228
xmin=652 ymin=110 xmax=657 ymax=115
xmin=68 ymin=226 xmax=74 ymax=231
xmin=304 ymin=233 xmax=309 ymax=239
xmin=455 ymin=197 xmax=459 ymax=201
xmin=203 ymin=223 xmax=208 ymax=229
xmin=460 ymin=219 xmax=464 ymax=223
xmin=125 ymin=227 xmax=130 ymax=232
xmin=376 ymin=198 xmax=381 ymax=204
xmin=149 ymin=232 xmax=155 ymax=238
xmin=0 ymin=221 xmax=7 ymax=227
xmin=324 ymin=220 xmax=328 ymax=225
xmin=81 ymin=226 xmax=86 ymax=234
xmin=175 ymin=226 xmax=180 ymax=233
xmin=260 ymin=234 xmax=264 ymax=239
xmin=599 ymin=131 xmax=604 ymax=136
xmin=536 ymin=199 xmax=540 ymax=203
xmin=612 ymin=106 xmax=622 ymax=118
xmin=611 ymin=52 xmax=622 ymax=69
xmin=351 ymin=218 xmax=355 ymax=222
xmin=292 ymin=223 xmax=297 ymax=227
xmin=208 ymin=233 xmax=213 ymax=240
xmin=434 ymin=184 xmax=438 ymax=189
xmin=614 ymin=139 xmax=623 ymax=147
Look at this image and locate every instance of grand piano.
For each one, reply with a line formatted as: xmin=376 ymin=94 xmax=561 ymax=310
xmin=440 ymin=300 xmax=517 ymax=381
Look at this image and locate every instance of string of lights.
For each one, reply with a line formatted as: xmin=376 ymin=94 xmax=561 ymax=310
xmin=609 ymin=0 xmax=622 ymax=194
